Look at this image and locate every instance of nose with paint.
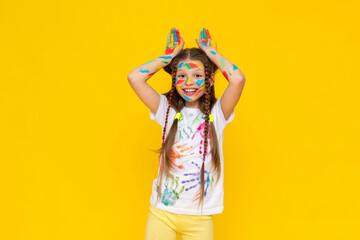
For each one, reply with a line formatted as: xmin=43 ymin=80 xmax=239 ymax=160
xmin=183 ymin=76 xmax=199 ymax=96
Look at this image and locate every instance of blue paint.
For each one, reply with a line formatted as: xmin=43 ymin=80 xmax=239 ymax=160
xmin=233 ymin=64 xmax=238 ymax=70
xmin=210 ymin=51 xmax=216 ymax=55
xmin=139 ymin=68 xmax=150 ymax=73
xmin=184 ymin=95 xmax=192 ymax=101
xmin=178 ymin=62 xmax=184 ymax=68
xmin=173 ymin=28 xmax=178 ymax=42
xmin=159 ymin=56 xmax=173 ymax=59
xmin=196 ymin=79 xmax=204 ymax=86
xmin=201 ymin=42 xmax=207 ymax=47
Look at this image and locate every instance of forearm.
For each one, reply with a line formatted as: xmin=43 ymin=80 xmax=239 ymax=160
xmin=127 ymin=55 xmax=173 ymax=82
xmin=207 ymin=51 xmax=245 ymax=83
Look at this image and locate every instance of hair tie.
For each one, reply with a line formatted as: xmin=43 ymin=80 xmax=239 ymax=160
xmin=174 ymin=112 xmax=182 ymax=120
xmin=209 ymin=114 xmax=214 ymax=122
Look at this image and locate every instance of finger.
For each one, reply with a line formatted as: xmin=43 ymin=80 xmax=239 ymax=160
xmin=206 ymin=29 xmax=211 ymax=40
xmin=203 ymin=28 xmax=208 ymax=40
xmin=200 ymin=30 xmax=203 ymax=41
xmin=173 ymin=28 xmax=178 ymax=43
xmin=176 ymin=29 xmax=182 ymax=43
xmin=170 ymin=28 xmax=174 ymax=47
xmin=167 ymin=33 xmax=171 ymax=46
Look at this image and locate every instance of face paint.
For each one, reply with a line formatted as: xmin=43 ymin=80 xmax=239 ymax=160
xmin=178 ymin=62 xmax=203 ymax=70
xmin=210 ymin=51 xmax=216 ymax=55
xmin=175 ymin=60 xmax=207 ymax=103
xmin=185 ymin=76 xmax=192 ymax=84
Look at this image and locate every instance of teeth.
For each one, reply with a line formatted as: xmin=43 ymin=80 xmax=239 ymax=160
xmin=184 ymin=89 xmax=197 ymax=92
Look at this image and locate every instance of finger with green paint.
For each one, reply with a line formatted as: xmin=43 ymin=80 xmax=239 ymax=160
xmin=195 ymin=28 xmax=218 ymax=54
xmin=165 ymin=27 xmax=185 ymax=58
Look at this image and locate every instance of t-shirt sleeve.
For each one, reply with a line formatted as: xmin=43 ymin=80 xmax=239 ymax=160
xmin=212 ymin=96 xmax=235 ymax=131
xmin=150 ymin=94 xmax=169 ymax=127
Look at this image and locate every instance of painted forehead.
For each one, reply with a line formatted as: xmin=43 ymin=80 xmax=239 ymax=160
xmin=177 ymin=61 xmax=204 ymax=70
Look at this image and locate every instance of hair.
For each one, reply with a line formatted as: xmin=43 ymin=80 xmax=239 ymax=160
xmin=151 ymin=47 xmax=222 ymax=213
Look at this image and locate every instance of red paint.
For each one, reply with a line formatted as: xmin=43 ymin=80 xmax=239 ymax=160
xmin=176 ymin=79 xmax=185 ymax=85
xmin=222 ymin=71 xmax=229 ymax=81
xmin=175 ymin=29 xmax=181 ymax=43
xmin=206 ymin=29 xmax=211 ymax=39
xmin=188 ymin=62 xmax=198 ymax=68
xmin=148 ymin=72 xmax=155 ymax=76
xmin=165 ymin=47 xmax=174 ymax=55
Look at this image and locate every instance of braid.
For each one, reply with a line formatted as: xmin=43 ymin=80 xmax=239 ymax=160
xmin=198 ymin=60 xmax=212 ymax=212
xmin=155 ymin=60 xmax=178 ymax=205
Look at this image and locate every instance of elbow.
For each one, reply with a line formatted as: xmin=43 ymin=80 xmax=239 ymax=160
xmin=127 ymin=73 xmax=134 ymax=83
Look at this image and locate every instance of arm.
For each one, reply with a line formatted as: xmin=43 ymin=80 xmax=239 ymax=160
xmin=128 ymin=28 xmax=184 ymax=114
xmin=196 ymin=28 xmax=246 ymax=120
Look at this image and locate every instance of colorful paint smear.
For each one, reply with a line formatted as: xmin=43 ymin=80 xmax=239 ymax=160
xmin=165 ymin=28 xmax=181 ymax=55
xmin=222 ymin=71 xmax=229 ymax=81
xmin=161 ymin=174 xmax=185 ymax=206
xmin=181 ymin=161 xmax=213 ymax=199
xmin=159 ymin=55 xmax=173 ymax=59
xmin=139 ymin=68 xmax=150 ymax=73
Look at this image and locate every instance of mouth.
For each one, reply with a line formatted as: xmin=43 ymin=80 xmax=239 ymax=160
xmin=182 ymin=88 xmax=199 ymax=96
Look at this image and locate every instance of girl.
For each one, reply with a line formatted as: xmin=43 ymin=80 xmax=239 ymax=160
xmin=128 ymin=27 xmax=246 ymax=240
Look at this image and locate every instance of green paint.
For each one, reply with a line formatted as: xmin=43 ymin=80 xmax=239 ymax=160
xmin=141 ymin=59 xmax=155 ymax=66
xmin=220 ymin=57 xmax=226 ymax=68
xmin=162 ymin=61 xmax=169 ymax=64
xmin=183 ymin=128 xmax=189 ymax=139
xmin=184 ymin=63 xmax=191 ymax=69
xmin=192 ymin=115 xmax=201 ymax=126
xmin=187 ymin=126 xmax=193 ymax=134
xmin=161 ymin=174 xmax=185 ymax=206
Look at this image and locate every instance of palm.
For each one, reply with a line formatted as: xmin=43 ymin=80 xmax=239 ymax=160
xmin=196 ymin=28 xmax=217 ymax=52
xmin=165 ymin=27 xmax=184 ymax=57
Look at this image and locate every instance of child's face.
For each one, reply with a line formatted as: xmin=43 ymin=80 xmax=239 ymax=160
xmin=175 ymin=60 xmax=213 ymax=105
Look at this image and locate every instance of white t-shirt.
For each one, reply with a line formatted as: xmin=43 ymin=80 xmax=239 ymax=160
xmin=149 ymin=94 xmax=235 ymax=215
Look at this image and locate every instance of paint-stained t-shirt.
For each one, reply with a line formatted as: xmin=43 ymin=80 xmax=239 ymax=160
xmin=149 ymin=94 xmax=235 ymax=215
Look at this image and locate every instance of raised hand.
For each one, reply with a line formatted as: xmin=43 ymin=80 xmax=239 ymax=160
xmin=164 ymin=27 xmax=185 ymax=58
xmin=195 ymin=28 xmax=218 ymax=54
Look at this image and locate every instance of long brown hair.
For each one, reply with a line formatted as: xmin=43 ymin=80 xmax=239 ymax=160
xmin=152 ymin=48 xmax=221 ymax=213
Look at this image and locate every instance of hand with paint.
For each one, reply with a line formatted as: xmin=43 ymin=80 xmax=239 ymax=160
xmin=195 ymin=28 xmax=218 ymax=55
xmin=164 ymin=27 xmax=185 ymax=58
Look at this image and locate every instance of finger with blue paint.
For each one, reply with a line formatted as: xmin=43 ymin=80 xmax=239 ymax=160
xmin=165 ymin=27 xmax=185 ymax=57
xmin=195 ymin=28 xmax=217 ymax=54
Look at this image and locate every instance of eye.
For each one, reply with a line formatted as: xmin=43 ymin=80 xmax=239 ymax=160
xmin=178 ymin=74 xmax=185 ymax=78
xmin=195 ymin=74 xmax=202 ymax=78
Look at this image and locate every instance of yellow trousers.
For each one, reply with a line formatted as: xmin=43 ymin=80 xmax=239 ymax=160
xmin=145 ymin=205 xmax=214 ymax=240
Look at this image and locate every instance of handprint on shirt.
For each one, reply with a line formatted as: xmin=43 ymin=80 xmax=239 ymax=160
xmin=191 ymin=118 xmax=211 ymax=141
xmin=170 ymin=141 xmax=195 ymax=168
xmin=181 ymin=161 xmax=215 ymax=202
xmin=161 ymin=174 xmax=185 ymax=206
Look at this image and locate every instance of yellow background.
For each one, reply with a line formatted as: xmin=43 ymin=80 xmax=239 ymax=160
xmin=1 ymin=0 xmax=359 ymax=239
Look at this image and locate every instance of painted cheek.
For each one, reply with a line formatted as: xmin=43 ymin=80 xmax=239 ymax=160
xmin=176 ymin=78 xmax=185 ymax=85
xmin=196 ymin=79 xmax=204 ymax=87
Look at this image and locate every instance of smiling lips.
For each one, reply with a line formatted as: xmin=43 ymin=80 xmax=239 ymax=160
xmin=183 ymin=88 xmax=199 ymax=96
